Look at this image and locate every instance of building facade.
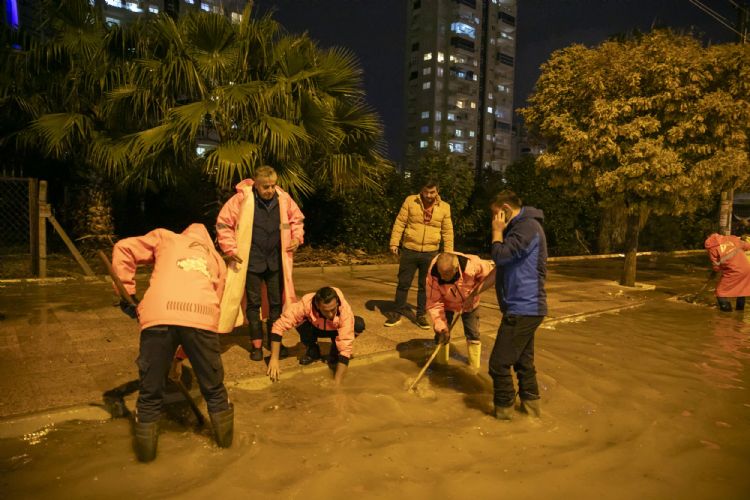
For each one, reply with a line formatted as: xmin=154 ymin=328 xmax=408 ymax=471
xmin=96 ymin=0 xmax=246 ymax=25
xmin=404 ymin=0 xmax=517 ymax=173
xmin=2 ymin=0 xmax=246 ymax=30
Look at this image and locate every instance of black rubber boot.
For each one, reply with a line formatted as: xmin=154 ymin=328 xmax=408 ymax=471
xmin=133 ymin=420 xmax=159 ymax=462
xmin=299 ymin=343 xmax=321 ymax=365
xmin=717 ymin=297 xmax=733 ymax=312
xmin=210 ymin=403 xmax=234 ymax=448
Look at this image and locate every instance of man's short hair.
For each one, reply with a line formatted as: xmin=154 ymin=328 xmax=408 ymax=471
xmin=254 ymin=166 xmax=277 ymax=181
xmin=491 ymin=190 xmax=522 ymax=209
xmin=421 ymin=179 xmax=439 ymax=190
xmin=314 ymin=286 xmax=340 ymax=306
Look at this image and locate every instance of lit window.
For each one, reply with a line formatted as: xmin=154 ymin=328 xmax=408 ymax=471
xmin=420 ymin=140 xmax=429 ymax=149
xmin=449 ymin=55 xmax=456 ymax=63
xmin=473 ymin=74 xmax=478 ymax=80
xmin=231 ymin=12 xmax=243 ymax=23
xmin=456 ymin=100 xmax=464 ymax=109
xmin=469 ymin=130 xmax=475 ymax=137
xmin=125 ymin=1 xmax=142 ymax=12
xmin=434 ymin=140 xmax=440 ymax=148
xmin=497 ymin=84 xmax=508 ymax=92
xmin=486 ymin=134 xmax=492 ymax=141
xmin=447 ymin=112 xmax=456 ymax=121
xmin=105 ymin=0 xmax=121 ymax=6
xmin=455 ymin=129 xmax=463 ymax=137
xmin=437 ymin=67 xmax=443 ymax=77
xmin=421 ymin=111 xmax=430 ymax=119
xmin=452 ymin=143 xmax=465 ymax=153
xmin=423 ymin=52 xmax=432 ymax=61
xmin=105 ymin=16 xmax=120 ymax=25
xmin=435 ymin=111 xmax=442 ymax=121
xmin=422 ymin=81 xmax=431 ymax=90
xmin=420 ymin=125 xmax=429 ymax=134
xmin=185 ymin=0 xmax=194 ymax=3
xmin=487 ymin=107 xmax=493 ymax=113
xmin=437 ymin=52 xmax=445 ymax=62
xmin=201 ymin=3 xmax=210 ymax=11
xmin=196 ymin=145 xmax=208 ymax=156
xmin=457 ymin=70 xmax=466 ymax=79
xmin=423 ymin=67 xmax=431 ymax=75
xmin=148 ymin=5 xmax=159 ymax=13
xmin=488 ymin=92 xmax=494 ymax=100
xmin=470 ymin=102 xmax=476 ymax=109
xmin=450 ymin=22 xmax=476 ymax=39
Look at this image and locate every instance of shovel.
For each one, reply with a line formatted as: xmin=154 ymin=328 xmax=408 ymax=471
xmin=98 ymin=250 xmax=206 ymax=426
xmin=406 ymin=312 xmax=461 ymax=392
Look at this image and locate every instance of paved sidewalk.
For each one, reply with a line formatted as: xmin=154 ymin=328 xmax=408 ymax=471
xmin=0 ymin=253 xmax=711 ymax=427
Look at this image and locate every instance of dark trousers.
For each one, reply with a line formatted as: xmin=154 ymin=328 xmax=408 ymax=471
xmin=297 ymin=317 xmax=366 ymax=346
xmin=395 ymin=248 xmax=437 ymax=317
xmin=136 ymin=326 xmax=229 ymax=422
xmin=445 ymin=309 xmax=480 ymax=341
xmin=488 ymin=315 xmax=544 ymax=408
xmin=246 ymin=268 xmax=282 ymax=341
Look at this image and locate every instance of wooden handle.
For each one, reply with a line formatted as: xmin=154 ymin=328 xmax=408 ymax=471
xmin=407 ymin=312 xmax=462 ymax=392
xmin=97 ymin=250 xmax=136 ymax=305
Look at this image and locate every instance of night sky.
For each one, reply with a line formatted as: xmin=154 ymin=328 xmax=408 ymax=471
xmin=252 ymin=0 xmax=739 ymax=164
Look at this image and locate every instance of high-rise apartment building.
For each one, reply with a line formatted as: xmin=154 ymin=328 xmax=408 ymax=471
xmin=1 ymin=0 xmax=246 ymax=31
xmin=96 ymin=0 xmax=246 ymax=26
xmin=404 ymin=0 xmax=517 ymax=173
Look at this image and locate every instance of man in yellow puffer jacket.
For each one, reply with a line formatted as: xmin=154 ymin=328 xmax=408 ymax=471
xmin=386 ymin=181 xmax=454 ymax=329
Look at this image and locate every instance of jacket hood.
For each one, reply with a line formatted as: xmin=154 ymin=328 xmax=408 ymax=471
xmin=704 ymin=233 xmax=722 ymax=249
xmin=515 ymin=206 xmax=545 ymax=224
xmin=181 ymin=223 xmax=213 ymax=245
xmin=235 ymin=178 xmax=255 ymax=191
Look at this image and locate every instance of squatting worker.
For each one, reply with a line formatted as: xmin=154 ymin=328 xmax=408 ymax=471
xmin=489 ymin=191 xmax=548 ymax=420
xmin=704 ymin=232 xmax=750 ymax=312
xmin=386 ymin=180 xmax=454 ymax=330
xmin=267 ymin=286 xmax=365 ymax=385
xmin=426 ymin=252 xmax=495 ymax=369
xmin=112 ymin=224 xmax=233 ymax=462
xmin=216 ymin=166 xmax=305 ymax=361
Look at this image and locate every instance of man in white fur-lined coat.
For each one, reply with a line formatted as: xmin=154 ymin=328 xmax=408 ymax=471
xmin=216 ymin=166 xmax=305 ymax=362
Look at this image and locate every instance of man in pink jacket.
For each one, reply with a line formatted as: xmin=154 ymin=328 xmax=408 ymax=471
xmin=267 ymin=286 xmax=365 ymax=385
xmin=216 ymin=166 xmax=305 ymax=361
xmin=112 ymin=224 xmax=233 ymax=462
xmin=704 ymin=233 xmax=750 ymax=312
xmin=427 ymin=252 xmax=495 ymax=369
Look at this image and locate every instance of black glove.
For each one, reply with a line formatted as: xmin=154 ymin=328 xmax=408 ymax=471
xmin=119 ymin=294 xmax=139 ymax=319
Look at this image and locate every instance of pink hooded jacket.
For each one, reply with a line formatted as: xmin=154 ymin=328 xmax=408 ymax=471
xmin=215 ymin=179 xmax=305 ymax=333
xmin=271 ymin=287 xmax=355 ymax=359
xmin=426 ymin=252 xmax=495 ymax=333
xmin=112 ymin=224 xmax=227 ymax=332
xmin=704 ymin=233 xmax=750 ymax=298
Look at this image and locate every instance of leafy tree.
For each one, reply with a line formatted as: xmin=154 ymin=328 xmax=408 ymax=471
xmin=0 ymin=0 xmax=121 ymax=244
xmin=503 ymin=155 xmax=598 ymax=256
xmin=521 ymin=31 xmax=750 ymax=286
xmin=96 ymin=4 xmax=389 ymax=199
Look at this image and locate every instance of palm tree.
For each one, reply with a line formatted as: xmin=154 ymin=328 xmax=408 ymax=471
xmin=1 ymin=0 xmax=121 ymax=245
xmin=96 ymin=5 xmax=389 ymax=199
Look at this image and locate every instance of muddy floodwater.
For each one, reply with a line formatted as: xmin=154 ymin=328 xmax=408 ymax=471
xmin=2 ymin=300 xmax=750 ymax=499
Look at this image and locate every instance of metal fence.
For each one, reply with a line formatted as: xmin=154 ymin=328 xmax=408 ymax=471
xmin=0 ymin=177 xmax=36 ymax=277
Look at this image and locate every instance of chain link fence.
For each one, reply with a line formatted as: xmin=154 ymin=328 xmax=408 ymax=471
xmin=0 ymin=177 xmax=35 ymax=277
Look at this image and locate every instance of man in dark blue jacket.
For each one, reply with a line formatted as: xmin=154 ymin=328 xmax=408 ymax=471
xmin=489 ymin=191 xmax=547 ymax=420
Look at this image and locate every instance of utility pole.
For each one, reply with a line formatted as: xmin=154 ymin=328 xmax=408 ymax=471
xmin=689 ymin=0 xmax=749 ymax=235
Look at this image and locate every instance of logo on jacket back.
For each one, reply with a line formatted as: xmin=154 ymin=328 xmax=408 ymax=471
xmin=176 ymin=257 xmax=210 ymax=278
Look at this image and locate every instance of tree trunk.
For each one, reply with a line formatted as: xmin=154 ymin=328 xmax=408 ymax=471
xmin=619 ymin=212 xmax=640 ymax=287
